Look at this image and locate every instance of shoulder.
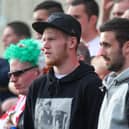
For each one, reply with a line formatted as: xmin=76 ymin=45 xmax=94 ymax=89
xmin=80 ymin=62 xmax=102 ymax=85
xmin=78 ymin=64 xmax=102 ymax=93
xmin=29 ymin=74 xmax=48 ymax=93
xmin=82 ymin=72 xmax=102 ymax=88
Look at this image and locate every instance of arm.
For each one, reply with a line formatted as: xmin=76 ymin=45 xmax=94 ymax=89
xmin=84 ymin=77 xmax=104 ymax=129
xmin=98 ymin=0 xmax=114 ymax=26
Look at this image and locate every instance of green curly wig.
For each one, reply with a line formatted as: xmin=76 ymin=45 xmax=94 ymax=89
xmin=4 ymin=38 xmax=41 ymax=66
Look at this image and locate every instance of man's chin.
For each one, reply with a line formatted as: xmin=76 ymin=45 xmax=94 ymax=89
xmin=45 ymin=60 xmax=55 ymax=67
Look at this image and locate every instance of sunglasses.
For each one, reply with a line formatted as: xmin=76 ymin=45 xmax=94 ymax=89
xmin=8 ymin=66 xmax=37 ymax=78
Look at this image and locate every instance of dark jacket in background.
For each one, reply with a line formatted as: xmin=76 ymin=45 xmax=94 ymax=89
xmin=0 ymin=58 xmax=15 ymax=102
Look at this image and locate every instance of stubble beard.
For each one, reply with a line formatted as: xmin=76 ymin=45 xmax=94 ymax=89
xmin=45 ymin=42 xmax=68 ymax=67
xmin=107 ymin=53 xmax=125 ymax=72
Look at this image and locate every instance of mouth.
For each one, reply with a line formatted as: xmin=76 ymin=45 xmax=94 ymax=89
xmin=15 ymin=87 xmax=22 ymax=90
xmin=15 ymin=85 xmax=23 ymax=90
xmin=103 ymin=56 xmax=110 ymax=61
xmin=44 ymin=52 xmax=51 ymax=57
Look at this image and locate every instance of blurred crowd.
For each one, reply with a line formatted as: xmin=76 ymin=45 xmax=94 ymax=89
xmin=0 ymin=0 xmax=129 ymax=129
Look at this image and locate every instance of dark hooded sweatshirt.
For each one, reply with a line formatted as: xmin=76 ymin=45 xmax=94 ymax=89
xmin=23 ymin=62 xmax=104 ymax=129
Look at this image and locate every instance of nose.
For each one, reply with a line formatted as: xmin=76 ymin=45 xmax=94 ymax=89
xmin=41 ymin=40 xmax=50 ymax=51
xmin=10 ymin=74 xmax=17 ymax=83
xmin=98 ymin=47 xmax=106 ymax=57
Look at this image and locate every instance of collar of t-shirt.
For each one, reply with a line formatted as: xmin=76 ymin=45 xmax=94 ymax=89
xmin=54 ymin=72 xmax=67 ymax=79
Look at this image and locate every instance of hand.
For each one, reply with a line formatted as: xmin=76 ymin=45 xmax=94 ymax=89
xmin=102 ymin=0 xmax=114 ymax=12
xmin=99 ymin=0 xmax=114 ymax=25
xmin=3 ymin=112 xmax=16 ymax=129
xmin=3 ymin=119 xmax=14 ymax=129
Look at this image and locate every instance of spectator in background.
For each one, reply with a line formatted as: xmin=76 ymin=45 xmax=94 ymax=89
xmin=77 ymin=42 xmax=91 ymax=64
xmin=0 ymin=38 xmax=45 ymax=129
xmin=122 ymin=9 xmax=129 ymax=19
xmin=0 ymin=58 xmax=18 ymax=116
xmin=111 ymin=0 xmax=129 ymax=18
xmin=99 ymin=0 xmax=129 ymax=26
xmin=33 ymin=0 xmax=64 ymax=40
xmin=0 ymin=58 xmax=15 ymax=105
xmin=67 ymin=0 xmax=100 ymax=56
xmin=91 ymin=56 xmax=109 ymax=79
xmin=2 ymin=21 xmax=31 ymax=48
xmin=98 ymin=18 xmax=129 ymax=129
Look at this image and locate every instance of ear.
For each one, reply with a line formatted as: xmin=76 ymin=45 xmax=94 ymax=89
xmin=68 ymin=36 xmax=77 ymax=49
xmin=122 ymin=41 xmax=129 ymax=55
xmin=89 ymin=15 xmax=97 ymax=26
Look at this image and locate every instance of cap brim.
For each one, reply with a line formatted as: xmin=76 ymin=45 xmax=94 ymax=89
xmin=32 ymin=21 xmax=76 ymax=36
xmin=32 ymin=22 xmax=64 ymax=35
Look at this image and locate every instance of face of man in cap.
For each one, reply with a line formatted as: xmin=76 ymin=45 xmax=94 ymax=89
xmin=41 ymin=28 xmax=71 ymax=66
xmin=33 ymin=13 xmax=81 ymax=70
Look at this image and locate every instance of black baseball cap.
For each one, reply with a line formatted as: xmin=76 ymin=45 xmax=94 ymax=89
xmin=32 ymin=12 xmax=81 ymax=42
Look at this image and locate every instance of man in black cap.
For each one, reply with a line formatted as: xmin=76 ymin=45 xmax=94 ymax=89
xmin=24 ymin=12 xmax=104 ymax=129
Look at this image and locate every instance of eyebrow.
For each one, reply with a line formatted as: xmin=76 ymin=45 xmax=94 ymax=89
xmin=100 ymin=41 xmax=111 ymax=46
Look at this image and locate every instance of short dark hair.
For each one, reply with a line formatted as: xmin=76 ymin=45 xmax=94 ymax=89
xmin=34 ymin=0 xmax=64 ymax=15
xmin=7 ymin=21 xmax=31 ymax=38
xmin=71 ymin=0 xmax=99 ymax=18
xmin=100 ymin=18 xmax=129 ymax=47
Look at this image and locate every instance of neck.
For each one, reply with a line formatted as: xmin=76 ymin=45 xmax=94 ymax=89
xmin=115 ymin=62 xmax=129 ymax=75
xmin=82 ymin=28 xmax=98 ymax=43
xmin=53 ymin=57 xmax=80 ymax=75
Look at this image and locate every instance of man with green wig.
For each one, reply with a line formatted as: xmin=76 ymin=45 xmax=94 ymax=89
xmin=0 ymin=38 xmax=45 ymax=129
